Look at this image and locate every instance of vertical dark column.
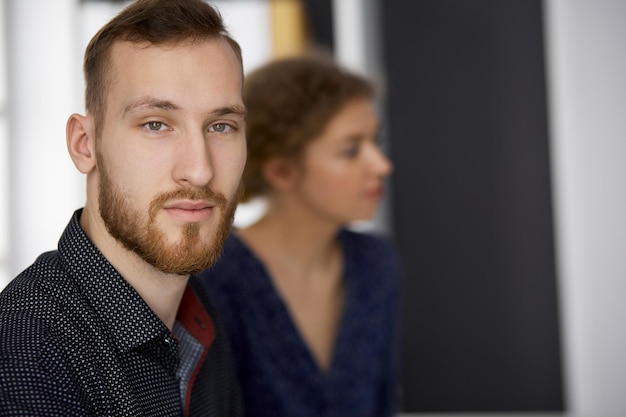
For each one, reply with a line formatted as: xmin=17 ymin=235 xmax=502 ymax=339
xmin=300 ymin=0 xmax=334 ymax=53
xmin=382 ymin=0 xmax=564 ymax=412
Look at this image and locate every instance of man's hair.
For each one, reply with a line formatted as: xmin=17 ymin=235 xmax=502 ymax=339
xmin=83 ymin=0 xmax=242 ymax=135
xmin=242 ymin=53 xmax=375 ymax=201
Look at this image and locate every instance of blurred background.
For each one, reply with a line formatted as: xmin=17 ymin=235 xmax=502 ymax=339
xmin=0 ymin=0 xmax=624 ymax=415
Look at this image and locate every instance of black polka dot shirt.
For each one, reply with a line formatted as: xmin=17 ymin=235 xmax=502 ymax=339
xmin=0 ymin=209 xmax=242 ymax=416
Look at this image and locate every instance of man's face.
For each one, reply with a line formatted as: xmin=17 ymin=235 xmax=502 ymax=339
xmin=95 ymin=39 xmax=246 ymax=275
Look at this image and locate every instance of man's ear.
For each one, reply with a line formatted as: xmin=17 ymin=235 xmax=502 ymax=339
xmin=66 ymin=113 xmax=96 ymax=174
xmin=262 ymin=156 xmax=299 ymax=193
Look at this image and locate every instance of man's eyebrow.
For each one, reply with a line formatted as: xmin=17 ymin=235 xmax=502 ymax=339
xmin=123 ymin=97 xmax=247 ymax=119
xmin=123 ymin=97 xmax=180 ymax=115
xmin=212 ymin=105 xmax=247 ymax=119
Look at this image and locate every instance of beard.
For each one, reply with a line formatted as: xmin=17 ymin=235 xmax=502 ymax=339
xmin=97 ymin=153 xmax=241 ymax=275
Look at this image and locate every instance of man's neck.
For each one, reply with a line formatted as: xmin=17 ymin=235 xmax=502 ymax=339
xmin=80 ymin=205 xmax=188 ymax=330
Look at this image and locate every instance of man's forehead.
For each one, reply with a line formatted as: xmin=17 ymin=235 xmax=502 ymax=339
xmin=103 ymin=39 xmax=242 ymax=104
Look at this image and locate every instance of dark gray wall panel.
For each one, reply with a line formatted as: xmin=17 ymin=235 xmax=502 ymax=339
xmin=382 ymin=0 xmax=564 ymax=412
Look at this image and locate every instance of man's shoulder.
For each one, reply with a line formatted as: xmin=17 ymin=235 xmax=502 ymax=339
xmin=0 ymin=250 xmax=85 ymax=352
xmin=1 ymin=249 xmax=74 ymax=309
xmin=0 ymin=251 xmax=130 ymax=416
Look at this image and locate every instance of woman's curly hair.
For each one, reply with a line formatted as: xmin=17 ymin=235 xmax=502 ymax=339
xmin=241 ymin=54 xmax=376 ymax=201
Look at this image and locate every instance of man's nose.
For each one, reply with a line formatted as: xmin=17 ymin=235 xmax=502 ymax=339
xmin=173 ymin=129 xmax=215 ymax=188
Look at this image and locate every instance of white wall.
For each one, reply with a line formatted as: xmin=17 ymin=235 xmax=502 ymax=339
xmin=544 ymin=0 xmax=626 ymax=415
xmin=6 ymin=0 xmax=84 ymax=285
xmin=0 ymin=1 xmax=9 ymax=285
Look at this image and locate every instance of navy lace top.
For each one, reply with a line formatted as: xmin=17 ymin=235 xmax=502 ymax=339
xmin=197 ymin=229 xmax=401 ymax=417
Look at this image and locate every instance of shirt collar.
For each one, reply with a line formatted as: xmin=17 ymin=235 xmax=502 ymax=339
xmin=58 ymin=209 xmax=170 ymax=353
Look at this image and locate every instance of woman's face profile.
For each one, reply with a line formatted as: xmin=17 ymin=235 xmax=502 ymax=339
xmin=290 ymin=98 xmax=393 ymax=225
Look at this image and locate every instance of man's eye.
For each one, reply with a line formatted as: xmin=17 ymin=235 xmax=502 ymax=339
xmin=144 ymin=121 xmax=167 ymax=131
xmin=210 ymin=123 xmax=232 ymax=133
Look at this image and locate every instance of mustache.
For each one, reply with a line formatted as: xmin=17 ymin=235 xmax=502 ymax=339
xmin=149 ymin=187 xmax=228 ymax=220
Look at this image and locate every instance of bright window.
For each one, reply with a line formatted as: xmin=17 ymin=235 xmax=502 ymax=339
xmin=0 ymin=0 xmax=9 ymax=289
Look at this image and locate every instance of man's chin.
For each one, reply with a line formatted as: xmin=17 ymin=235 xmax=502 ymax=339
xmin=147 ymin=245 xmax=216 ymax=275
xmin=155 ymin=232 xmax=227 ymax=274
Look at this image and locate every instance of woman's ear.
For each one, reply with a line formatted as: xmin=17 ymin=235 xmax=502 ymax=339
xmin=66 ymin=113 xmax=96 ymax=174
xmin=262 ymin=156 xmax=299 ymax=193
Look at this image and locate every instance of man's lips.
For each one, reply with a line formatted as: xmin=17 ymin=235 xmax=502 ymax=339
xmin=162 ymin=200 xmax=216 ymax=222
xmin=163 ymin=200 xmax=215 ymax=210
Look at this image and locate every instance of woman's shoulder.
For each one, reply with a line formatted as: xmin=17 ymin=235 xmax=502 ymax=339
xmin=339 ymin=229 xmax=401 ymax=316
xmin=340 ymin=228 xmax=398 ymax=260
xmin=195 ymin=232 xmax=261 ymax=289
xmin=340 ymin=228 xmax=401 ymax=281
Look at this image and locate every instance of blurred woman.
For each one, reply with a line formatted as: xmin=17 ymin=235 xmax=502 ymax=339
xmin=197 ymin=54 xmax=401 ymax=417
